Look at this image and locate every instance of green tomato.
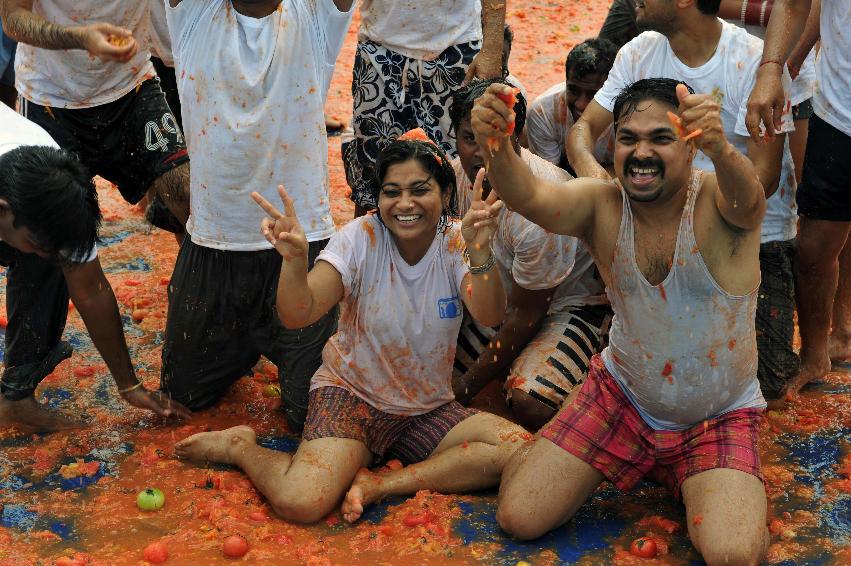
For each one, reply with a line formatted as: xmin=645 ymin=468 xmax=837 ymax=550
xmin=137 ymin=487 xmax=165 ymax=511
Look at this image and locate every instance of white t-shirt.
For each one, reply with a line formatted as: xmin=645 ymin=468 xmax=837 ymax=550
xmin=166 ymin=0 xmax=354 ymax=250
xmin=813 ymin=0 xmax=851 ymax=137
xmin=526 ymin=82 xmax=614 ymax=167
xmin=311 ymin=216 xmax=470 ymax=415
xmin=0 ymin=104 xmax=97 ymax=262
xmin=358 ymin=0 xmax=480 ymax=60
xmin=453 ymin=150 xmax=607 ymax=312
xmin=595 ymin=21 xmax=797 ymax=243
xmin=143 ymin=0 xmax=174 ymax=67
xmin=15 ymin=1 xmax=155 ymax=109
xmin=725 ymin=21 xmax=816 ymax=106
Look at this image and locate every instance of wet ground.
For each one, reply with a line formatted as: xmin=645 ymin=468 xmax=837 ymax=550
xmin=1 ymin=1 xmax=850 ymax=564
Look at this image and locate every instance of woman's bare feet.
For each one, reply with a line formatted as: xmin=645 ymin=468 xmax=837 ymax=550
xmin=0 ymin=395 xmax=86 ymax=432
xmin=341 ymin=468 xmax=385 ymax=523
xmin=174 ymin=425 xmax=256 ymax=466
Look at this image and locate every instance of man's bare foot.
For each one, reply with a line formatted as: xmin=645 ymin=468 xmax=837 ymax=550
xmin=784 ymin=357 xmax=832 ymax=399
xmin=0 ymin=395 xmax=86 ymax=432
xmin=828 ymin=333 xmax=851 ymax=363
xmin=174 ymin=425 xmax=256 ymax=465
xmin=341 ymin=468 xmax=385 ymax=523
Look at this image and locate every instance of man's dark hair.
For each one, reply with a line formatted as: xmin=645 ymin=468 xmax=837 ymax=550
xmin=503 ymin=23 xmax=514 ymax=47
xmin=449 ymin=78 xmax=527 ymax=137
xmin=612 ymin=78 xmax=695 ymax=130
xmin=0 ymin=146 xmax=100 ymax=260
xmin=373 ymin=139 xmax=458 ymax=232
xmin=696 ymin=0 xmax=721 ymax=15
xmin=564 ymin=38 xmax=619 ymax=82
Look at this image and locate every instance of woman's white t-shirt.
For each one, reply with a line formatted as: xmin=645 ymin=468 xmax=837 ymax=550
xmin=166 ymin=0 xmax=354 ymax=249
xmin=311 ymin=215 xmax=470 ymax=415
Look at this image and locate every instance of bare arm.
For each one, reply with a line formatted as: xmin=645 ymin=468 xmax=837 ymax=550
xmin=464 ymin=0 xmax=506 ymax=81
xmin=677 ymin=84 xmax=765 ymax=230
xmin=460 ymin=169 xmax=507 ymax=328
xmin=745 ymin=133 xmax=785 ymax=197
xmin=252 ymin=187 xmax=344 ymax=329
xmin=745 ymin=0 xmax=812 ymax=139
xmin=566 ymin=100 xmax=614 ymax=180
xmin=332 ymin=0 xmax=355 ymax=12
xmin=2 ymin=0 xmax=137 ymax=61
xmin=63 ymin=260 xmax=190 ymax=418
xmin=787 ymin=0 xmax=820 ymax=79
xmin=453 ymin=285 xmax=554 ymax=404
xmin=471 ymin=83 xmax=604 ymax=239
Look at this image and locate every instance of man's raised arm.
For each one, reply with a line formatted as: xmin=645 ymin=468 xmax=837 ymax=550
xmin=566 ymin=100 xmax=614 ymax=180
xmin=678 ymin=84 xmax=765 ymax=230
xmin=1 ymin=0 xmax=137 ymax=61
xmin=470 ymin=83 xmax=604 ymax=239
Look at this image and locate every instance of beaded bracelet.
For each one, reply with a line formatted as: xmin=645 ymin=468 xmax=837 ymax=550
xmin=463 ymin=248 xmax=496 ymax=275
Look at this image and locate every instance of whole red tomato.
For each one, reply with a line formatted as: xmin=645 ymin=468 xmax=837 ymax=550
xmin=142 ymin=541 xmax=169 ymax=564
xmin=630 ymin=537 xmax=658 ymax=558
xmin=222 ymin=535 xmax=249 ymax=558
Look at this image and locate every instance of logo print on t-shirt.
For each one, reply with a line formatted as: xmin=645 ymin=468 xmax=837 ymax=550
xmin=437 ymin=296 xmax=462 ymax=319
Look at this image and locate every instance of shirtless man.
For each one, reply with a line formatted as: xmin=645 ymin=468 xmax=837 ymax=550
xmin=473 ymin=78 xmax=769 ymax=565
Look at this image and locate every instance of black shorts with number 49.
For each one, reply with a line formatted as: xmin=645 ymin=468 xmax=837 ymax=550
xmin=18 ymin=77 xmax=188 ymax=204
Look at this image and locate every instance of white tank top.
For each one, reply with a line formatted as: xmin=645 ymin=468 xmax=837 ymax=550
xmin=601 ymin=171 xmax=765 ymax=430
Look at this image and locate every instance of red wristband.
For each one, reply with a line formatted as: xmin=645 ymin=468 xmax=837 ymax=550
xmin=759 ymin=59 xmax=782 ymax=69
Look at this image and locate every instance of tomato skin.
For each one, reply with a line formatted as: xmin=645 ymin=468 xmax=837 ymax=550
xmin=222 ymin=535 xmax=249 ymax=558
xmin=402 ymin=511 xmax=434 ymax=527
xmin=136 ymin=488 xmax=166 ymax=511
xmin=143 ymin=541 xmax=169 ymax=564
xmin=630 ymin=537 xmax=658 ymax=558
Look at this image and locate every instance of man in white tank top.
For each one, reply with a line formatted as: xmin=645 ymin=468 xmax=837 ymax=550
xmin=472 ymin=78 xmax=769 ymax=565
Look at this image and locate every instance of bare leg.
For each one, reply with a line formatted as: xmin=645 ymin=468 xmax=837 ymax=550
xmin=0 ymin=395 xmax=86 ymax=432
xmin=341 ymin=413 xmax=526 ymax=522
xmin=789 ymin=118 xmax=809 ymax=184
xmin=508 ymin=389 xmax=555 ymax=431
xmin=792 ymin=218 xmax=851 ymax=395
xmin=176 ymin=426 xmax=371 ymax=523
xmin=147 ymin=162 xmax=190 ymax=227
xmin=496 ymin=434 xmax=603 ymax=540
xmin=829 ymin=238 xmax=851 ymax=362
xmin=682 ymin=468 xmax=769 ymax=566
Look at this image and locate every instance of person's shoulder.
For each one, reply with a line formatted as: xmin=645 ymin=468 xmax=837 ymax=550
xmin=719 ymin=19 xmax=763 ymax=61
xmin=622 ymin=30 xmax=667 ymax=52
xmin=442 ymin=220 xmax=465 ymax=257
xmin=530 ymin=82 xmax=565 ymax=109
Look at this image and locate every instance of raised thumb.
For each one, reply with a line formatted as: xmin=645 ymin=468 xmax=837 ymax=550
xmin=676 ymin=83 xmax=690 ymax=104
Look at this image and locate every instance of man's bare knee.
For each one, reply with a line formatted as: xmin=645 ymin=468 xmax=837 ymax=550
xmin=496 ymin=501 xmax=551 ymax=541
xmin=509 ymin=389 xmax=556 ymax=431
xmin=699 ymin=533 xmax=766 ymax=566
xmin=149 ymin=163 xmax=190 ymax=224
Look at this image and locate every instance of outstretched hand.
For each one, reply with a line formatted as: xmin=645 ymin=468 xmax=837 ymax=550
xmin=122 ymin=386 xmax=192 ymax=420
xmin=470 ymin=83 xmax=517 ymax=157
xmin=251 ymin=185 xmax=309 ymax=262
xmin=745 ymin=63 xmax=785 ymax=142
xmin=675 ymin=83 xmax=730 ymax=159
xmin=80 ymin=23 xmax=138 ymax=62
xmin=461 ymin=169 xmax=503 ymax=254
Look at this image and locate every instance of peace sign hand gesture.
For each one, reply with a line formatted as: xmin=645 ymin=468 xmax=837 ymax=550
xmin=461 ymin=169 xmax=503 ymax=258
xmin=251 ymin=185 xmax=309 ymax=262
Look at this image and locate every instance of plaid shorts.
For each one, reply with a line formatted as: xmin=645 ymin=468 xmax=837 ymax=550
xmin=542 ymin=355 xmax=763 ymax=498
xmin=303 ymin=386 xmax=478 ymax=465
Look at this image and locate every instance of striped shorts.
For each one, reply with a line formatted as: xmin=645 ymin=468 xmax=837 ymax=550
xmin=542 ymin=355 xmax=764 ymax=498
xmin=302 ymin=386 xmax=477 ymax=465
xmin=454 ymin=304 xmax=611 ymax=410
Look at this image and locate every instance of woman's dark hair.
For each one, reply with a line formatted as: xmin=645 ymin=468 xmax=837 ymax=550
xmin=0 ymin=145 xmax=101 ymax=260
xmin=612 ymin=77 xmax=694 ymax=130
xmin=373 ymin=139 xmax=458 ymax=233
xmin=449 ymin=77 xmax=527 ymax=138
